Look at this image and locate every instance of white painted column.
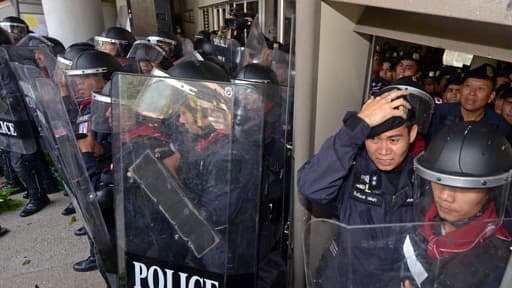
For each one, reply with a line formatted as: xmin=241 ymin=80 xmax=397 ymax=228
xmin=208 ymin=7 xmax=213 ymax=31
xmin=41 ymin=0 xmax=105 ymax=47
xmin=213 ymin=6 xmax=218 ymax=31
xmin=218 ymin=7 xmax=224 ymax=29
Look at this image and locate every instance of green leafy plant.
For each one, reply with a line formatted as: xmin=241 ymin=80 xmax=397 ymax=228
xmin=0 ymin=189 xmax=24 ymax=213
xmin=22 ymin=259 xmax=31 ymax=266
xmin=69 ymin=215 xmax=77 ymax=225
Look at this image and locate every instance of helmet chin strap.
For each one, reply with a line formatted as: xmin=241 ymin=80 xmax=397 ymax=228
xmin=438 ymin=200 xmax=490 ymax=229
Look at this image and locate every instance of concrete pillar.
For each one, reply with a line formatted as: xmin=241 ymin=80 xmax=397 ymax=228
xmin=42 ymin=0 xmax=104 ymax=47
xmin=293 ymin=0 xmax=322 ymax=287
xmin=102 ymin=1 xmax=117 ymax=29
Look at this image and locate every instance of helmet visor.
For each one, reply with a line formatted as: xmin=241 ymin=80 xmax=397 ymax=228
xmin=0 ymin=22 xmax=27 ymax=42
xmin=91 ymin=91 xmax=113 ymax=132
xmin=94 ymin=36 xmax=126 ymax=57
xmin=127 ymin=40 xmax=165 ymax=63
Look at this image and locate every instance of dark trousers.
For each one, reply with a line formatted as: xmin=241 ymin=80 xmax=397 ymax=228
xmin=10 ymin=150 xmax=56 ymax=200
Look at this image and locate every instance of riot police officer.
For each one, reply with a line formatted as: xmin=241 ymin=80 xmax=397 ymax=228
xmin=94 ymin=26 xmax=135 ymax=66
xmin=0 ymin=26 xmax=58 ymax=217
xmin=56 ymin=41 xmax=95 ymax=216
xmin=171 ymin=59 xmax=258 ymax=283
xmin=236 ymin=63 xmax=290 ymax=287
xmin=65 ymin=49 xmax=121 ymax=273
xmin=0 ymin=27 xmax=24 ymax=195
xmin=298 ymin=77 xmax=434 ymax=287
xmin=17 ymin=34 xmax=65 ymax=78
xmin=0 ymin=16 xmax=29 ymax=44
xmin=147 ymin=31 xmax=182 ymax=63
xmin=124 ymin=40 xmax=168 ymax=74
xmin=402 ymin=121 xmax=512 ymax=287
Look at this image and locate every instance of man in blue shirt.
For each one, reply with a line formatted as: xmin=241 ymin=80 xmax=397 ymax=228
xmin=298 ymin=77 xmax=434 ymax=287
xmin=428 ymin=63 xmax=511 ymax=142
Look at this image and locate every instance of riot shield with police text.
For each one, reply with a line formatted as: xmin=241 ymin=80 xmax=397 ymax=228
xmin=112 ymin=73 xmax=273 ymax=288
xmin=304 ymin=218 xmax=512 ymax=288
xmin=30 ymin=77 xmax=117 ymax=285
xmin=9 ymin=62 xmax=70 ymax=185
xmin=0 ymin=46 xmax=40 ymax=154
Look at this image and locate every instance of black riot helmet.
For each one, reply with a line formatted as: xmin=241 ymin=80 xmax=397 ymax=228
xmin=194 ymin=37 xmax=215 ymax=58
xmin=62 ymin=42 xmax=95 ymax=63
xmin=236 ymin=63 xmax=281 ymax=107
xmin=168 ymin=56 xmax=230 ymax=82
xmin=66 ymin=50 xmax=122 ymax=81
xmin=147 ymin=31 xmax=181 ymax=59
xmin=54 ymin=42 xmax=95 ymax=83
xmin=57 ymin=42 xmax=95 ymax=72
xmin=0 ymin=27 xmax=13 ymax=45
xmin=236 ymin=63 xmax=279 ymax=85
xmin=370 ymin=76 xmax=434 ymax=137
xmin=42 ymin=36 xmax=65 ymax=56
xmin=195 ymin=30 xmax=211 ymax=40
xmin=414 ymin=122 xmax=512 ymax=228
xmin=0 ymin=16 xmax=28 ymax=43
xmin=95 ymin=26 xmax=135 ymax=58
xmin=416 ymin=122 xmax=512 ymax=186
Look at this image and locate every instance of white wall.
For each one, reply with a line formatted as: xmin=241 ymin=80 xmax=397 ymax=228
xmin=42 ymin=0 xmax=105 ymax=46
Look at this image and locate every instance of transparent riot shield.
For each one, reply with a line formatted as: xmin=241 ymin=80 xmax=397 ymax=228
xmin=239 ymin=16 xmax=271 ymax=68
xmin=91 ymin=90 xmax=113 ymax=133
xmin=10 ymin=63 xmax=60 ymax=158
xmin=304 ymin=218 xmax=512 ymax=288
xmin=31 ymin=77 xmax=117 ymax=286
xmin=0 ymin=46 xmax=39 ymax=154
xmin=112 ymin=73 xmax=272 ymax=288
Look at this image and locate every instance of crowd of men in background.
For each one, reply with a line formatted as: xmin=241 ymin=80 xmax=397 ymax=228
xmin=372 ymin=45 xmax=512 ymax=122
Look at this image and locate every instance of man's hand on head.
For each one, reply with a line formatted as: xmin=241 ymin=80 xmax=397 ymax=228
xmin=358 ymin=89 xmax=410 ymax=127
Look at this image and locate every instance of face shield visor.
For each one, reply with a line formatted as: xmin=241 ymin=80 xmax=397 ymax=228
xmin=232 ymin=83 xmax=264 ymax=141
xmin=146 ymin=36 xmax=177 ymax=58
xmin=65 ymin=67 xmax=107 ymax=100
xmin=376 ymin=84 xmax=434 ymax=134
xmin=0 ymin=22 xmax=27 ymax=43
xmin=54 ymin=55 xmax=72 ymax=86
xmin=94 ymin=36 xmax=127 ymax=58
xmin=133 ymin=78 xmax=179 ymax=120
xmin=271 ymin=48 xmax=292 ymax=87
xmin=91 ymin=90 xmax=113 ymax=133
xmin=127 ymin=40 xmax=166 ymax=74
xmin=413 ymin=156 xmax=512 ymax=249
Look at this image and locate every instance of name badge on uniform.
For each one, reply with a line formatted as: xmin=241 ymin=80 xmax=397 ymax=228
xmin=351 ymin=186 xmax=383 ymax=206
xmin=351 ymin=171 xmax=384 ymax=206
